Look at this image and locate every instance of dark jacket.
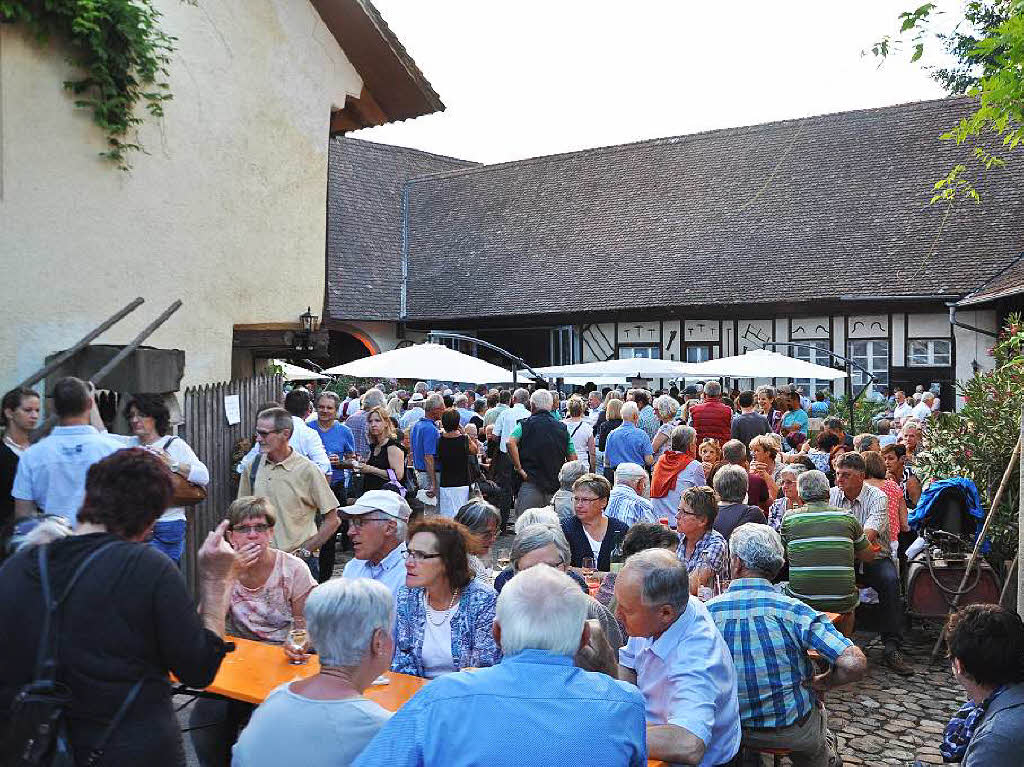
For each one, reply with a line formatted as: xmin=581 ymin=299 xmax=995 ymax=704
xmin=0 ymin=534 xmax=228 ymax=766
xmin=518 ymin=411 xmax=573 ymax=494
xmin=713 ymin=502 xmax=767 ymax=540
xmin=964 ymin=682 xmax=1024 ymax=767
xmin=561 ymin=516 xmax=630 ymax=571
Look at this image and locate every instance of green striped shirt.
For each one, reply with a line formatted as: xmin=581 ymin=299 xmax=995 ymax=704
xmin=781 ymin=501 xmax=868 ymax=613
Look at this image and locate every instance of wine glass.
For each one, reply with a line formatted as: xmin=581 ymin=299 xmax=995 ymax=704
xmin=581 ymin=556 xmax=599 ymax=591
xmin=494 ymin=547 xmax=511 ymax=570
xmin=286 ymin=618 xmax=310 ymax=665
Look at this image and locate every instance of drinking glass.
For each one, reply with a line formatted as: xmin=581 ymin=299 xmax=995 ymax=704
xmin=581 ymin=556 xmax=596 ymax=575
xmin=494 ymin=547 xmax=512 ymax=570
xmin=286 ymin=619 xmax=310 ymax=665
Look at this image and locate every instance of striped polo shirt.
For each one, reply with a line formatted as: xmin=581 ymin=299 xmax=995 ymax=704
xmin=780 ymin=501 xmax=869 ymax=613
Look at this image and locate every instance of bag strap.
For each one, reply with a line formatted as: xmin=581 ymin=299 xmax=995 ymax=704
xmin=84 ymin=678 xmax=145 ymax=767
xmin=570 ymin=420 xmax=584 ymax=439
xmin=164 ymin=436 xmax=178 ymax=449
xmin=249 ymin=454 xmax=263 ymax=490
xmin=34 ymin=540 xmax=120 ymax=681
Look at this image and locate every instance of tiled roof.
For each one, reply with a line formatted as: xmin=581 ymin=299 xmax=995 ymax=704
xmin=957 ymin=252 xmax=1024 ymax=306
xmin=328 ymin=98 xmax=1024 ymax=322
xmin=325 ymin=138 xmax=478 ymax=320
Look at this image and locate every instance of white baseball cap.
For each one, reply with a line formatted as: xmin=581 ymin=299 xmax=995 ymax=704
xmin=346 ymin=490 xmax=411 ymax=521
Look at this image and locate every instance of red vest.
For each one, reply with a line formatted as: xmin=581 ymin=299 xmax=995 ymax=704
xmin=690 ymin=401 xmax=733 ymax=445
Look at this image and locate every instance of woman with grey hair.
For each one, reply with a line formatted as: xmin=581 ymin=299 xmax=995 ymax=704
xmin=767 ymin=464 xmax=805 ymax=531
xmin=651 ymin=425 xmax=702 ymax=528
xmin=551 ymin=460 xmax=588 ymax=520
xmin=492 ymin=524 xmax=624 ymax=651
xmin=650 ymin=395 xmax=681 ymax=459
xmin=455 ymin=499 xmax=502 ymax=584
xmin=232 ymin=578 xmax=396 ymax=766
xmin=514 ymin=506 xmax=561 ymax=535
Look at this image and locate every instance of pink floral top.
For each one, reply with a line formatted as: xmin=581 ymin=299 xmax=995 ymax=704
xmin=875 ymin=480 xmax=903 ymax=542
xmin=225 ymin=549 xmax=316 ymax=643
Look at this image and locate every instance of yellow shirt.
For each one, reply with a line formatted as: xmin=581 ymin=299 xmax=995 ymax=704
xmin=238 ymin=449 xmax=337 ymax=553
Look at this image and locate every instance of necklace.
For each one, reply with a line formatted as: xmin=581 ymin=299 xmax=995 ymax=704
xmin=424 ymin=588 xmax=459 ymax=626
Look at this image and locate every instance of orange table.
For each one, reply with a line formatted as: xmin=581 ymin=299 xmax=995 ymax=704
xmin=197 ymin=636 xmax=425 ymax=711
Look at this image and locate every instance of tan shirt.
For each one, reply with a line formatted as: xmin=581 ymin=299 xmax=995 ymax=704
xmin=238 ymin=449 xmax=337 ymax=552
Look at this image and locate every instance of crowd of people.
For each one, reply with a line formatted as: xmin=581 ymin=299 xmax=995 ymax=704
xmin=0 ymin=375 xmax=1021 ymax=767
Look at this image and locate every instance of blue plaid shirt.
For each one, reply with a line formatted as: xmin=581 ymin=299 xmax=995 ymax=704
xmin=705 ymin=578 xmax=852 ymax=728
xmin=605 ymin=484 xmax=658 ymax=527
xmin=677 ymin=529 xmax=730 ymax=583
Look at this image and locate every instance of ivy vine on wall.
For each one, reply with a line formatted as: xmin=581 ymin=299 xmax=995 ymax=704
xmin=0 ymin=0 xmax=191 ymax=170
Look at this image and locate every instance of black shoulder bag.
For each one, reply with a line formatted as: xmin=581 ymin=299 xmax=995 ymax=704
xmin=3 ymin=542 xmax=143 ymax=767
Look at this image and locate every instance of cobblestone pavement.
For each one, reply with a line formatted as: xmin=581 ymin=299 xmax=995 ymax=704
xmin=824 ymin=625 xmax=960 ymax=767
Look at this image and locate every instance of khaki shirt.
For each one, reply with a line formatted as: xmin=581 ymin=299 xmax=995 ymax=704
xmin=238 ymin=449 xmax=337 ymax=553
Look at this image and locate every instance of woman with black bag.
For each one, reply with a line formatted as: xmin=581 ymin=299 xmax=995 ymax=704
xmin=0 ymin=449 xmax=235 ymax=766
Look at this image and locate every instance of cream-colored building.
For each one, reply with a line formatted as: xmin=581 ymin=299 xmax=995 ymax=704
xmin=0 ymin=0 xmax=441 ymax=395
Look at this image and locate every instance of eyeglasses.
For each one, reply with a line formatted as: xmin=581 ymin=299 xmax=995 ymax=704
xmin=232 ymin=523 xmax=270 ymax=534
xmin=349 ymin=515 xmax=392 ymax=529
xmin=573 ymin=495 xmax=602 ymax=504
xmin=404 ymin=549 xmax=442 ymax=562
xmin=255 ymin=428 xmax=282 ymax=438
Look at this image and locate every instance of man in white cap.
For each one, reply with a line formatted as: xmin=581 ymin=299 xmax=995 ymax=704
xmin=341 ymin=489 xmax=411 ymax=596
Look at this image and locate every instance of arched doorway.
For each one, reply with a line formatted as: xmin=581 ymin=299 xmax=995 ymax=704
xmin=327 ymin=327 xmax=378 ymax=366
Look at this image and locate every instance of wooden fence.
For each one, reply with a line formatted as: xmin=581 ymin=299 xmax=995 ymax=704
xmin=181 ymin=374 xmax=282 ymax=595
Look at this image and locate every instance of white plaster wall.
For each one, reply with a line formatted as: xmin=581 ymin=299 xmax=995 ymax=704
xmin=580 ymin=323 xmax=616 ymax=362
xmin=953 ymin=310 xmax=998 ymax=405
xmin=891 ymin=314 xmax=906 ymax=367
xmin=907 ymin=313 xmax=952 ymax=338
xmin=0 ymin=0 xmax=362 ymax=394
xmin=790 ymin=317 xmax=829 ymax=339
xmin=346 ymin=321 xmax=403 ymax=354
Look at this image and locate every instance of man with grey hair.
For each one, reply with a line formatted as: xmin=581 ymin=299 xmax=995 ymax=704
xmin=651 ymin=425 xmax=704 ymax=529
xmin=781 ymin=470 xmax=874 ymax=617
xmin=232 ymin=578 xmax=396 ymax=765
xmin=354 ymin=565 xmax=648 ymax=766
xmin=712 ymin=463 xmax=767 ymax=540
xmin=508 ymin=389 xmax=576 ymax=516
xmin=606 ymin=462 xmax=658 ymax=527
xmin=707 ymin=523 xmax=867 ymax=766
xmin=605 ymin=400 xmax=655 ymax=483
xmin=612 ymin=548 xmax=741 ymax=766
xmin=341 ymin=490 xmax=411 ymax=597
xmin=493 ymin=387 xmax=531 ymax=455
xmin=688 ymin=380 xmax=733 ymax=445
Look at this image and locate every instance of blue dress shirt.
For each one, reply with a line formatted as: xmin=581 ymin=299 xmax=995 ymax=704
xmin=11 ymin=425 xmax=122 ymax=523
xmin=410 ymin=418 xmax=439 ymax=472
xmin=353 ymin=650 xmax=648 ymax=767
xmin=341 ymin=542 xmax=408 ymax=596
xmin=619 ymin=598 xmax=741 ymax=766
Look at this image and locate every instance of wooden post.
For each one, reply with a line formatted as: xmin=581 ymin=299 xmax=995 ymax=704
xmin=1018 ymin=406 xmax=1024 ymax=619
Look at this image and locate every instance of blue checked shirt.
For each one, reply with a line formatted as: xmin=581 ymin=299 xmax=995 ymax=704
xmin=705 ymin=578 xmax=853 ymax=728
xmin=606 ymin=484 xmax=658 ymax=527
xmin=638 ymin=405 xmax=659 ymax=439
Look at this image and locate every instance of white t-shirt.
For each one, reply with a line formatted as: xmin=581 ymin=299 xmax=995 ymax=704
xmin=421 ymin=603 xmax=458 ymax=679
xmin=564 ymin=418 xmax=594 ymax=470
xmin=911 ymin=402 xmax=932 ymax=421
xmin=893 ymin=402 xmax=914 ymax=424
xmin=583 ymin=528 xmax=603 ymax=561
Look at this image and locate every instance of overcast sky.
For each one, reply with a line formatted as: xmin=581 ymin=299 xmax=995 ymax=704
xmin=354 ymin=1 xmax=956 ymax=163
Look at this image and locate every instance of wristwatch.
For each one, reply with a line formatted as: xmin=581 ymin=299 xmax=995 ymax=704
xmin=296 ymin=547 xmax=313 ymax=559
xmin=169 ymin=460 xmax=181 ymax=474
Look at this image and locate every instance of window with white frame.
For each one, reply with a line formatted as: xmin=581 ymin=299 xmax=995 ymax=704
xmin=684 ymin=344 xmax=712 ymax=363
xmin=619 ymin=345 xmax=660 ymax=360
xmin=791 ymin=340 xmax=833 ymax=397
xmin=848 ymin=340 xmax=889 ymax=394
xmin=908 ymin=339 xmax=951 ymax=367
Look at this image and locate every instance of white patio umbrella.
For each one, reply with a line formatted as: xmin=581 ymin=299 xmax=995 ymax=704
xmin=684 ymin=349 xmax=848 ymax=380
xmin=276 ymin=361 xmax=331 ymax=381
xmin=322 ymin=343 xmax=516 ymax=384
xmin=518 ymin=357 xmax=703 ymax=381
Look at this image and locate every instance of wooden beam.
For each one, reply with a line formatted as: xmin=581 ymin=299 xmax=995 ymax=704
xmin=330 ymin=109 xmax=362 ymax=135
xmin=349 ymin=87 xmax=388 ymax=127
